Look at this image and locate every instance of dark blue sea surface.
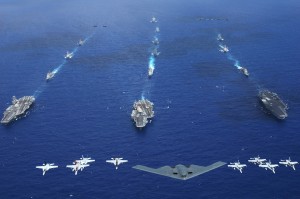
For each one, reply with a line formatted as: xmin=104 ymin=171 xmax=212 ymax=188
xmin=1 ymin=0 xmax=300 ymax=198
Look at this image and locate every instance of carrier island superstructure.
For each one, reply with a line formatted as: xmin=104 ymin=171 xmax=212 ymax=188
xmin=1 ymin=96 xmax=35 ymax=124
xmin=131 ymin=99 xmax=154 ymax=128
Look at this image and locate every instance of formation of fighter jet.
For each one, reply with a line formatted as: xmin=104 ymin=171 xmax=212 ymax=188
xmin=64 ymin=51 xmax=73 ymax=59
xmin=279 ymin=157 xmax=298 ymax=170
xmin=259 ymin=161 xmax=279 ymax=174
xmin=36 ymin=163 xmax=58 ymax=175
xmin=46 ymin=71 xmax=55 ymax=81
xmin=75 ymin=155 xmax=95 ymax=165
xmin=228 ymin=161 xmax=247 ymax=173
xmin=66 ymin=155 xmax=95 ymax=175
xmin=248 ymin=156 xmax=267 ymax=165
xmin=106 ymin=158 xmax=128 ymax=169
xmin=66 ymin=161 xmax=90 ymax=175
xmin=133 ymin=161 xmax=226 ymax=180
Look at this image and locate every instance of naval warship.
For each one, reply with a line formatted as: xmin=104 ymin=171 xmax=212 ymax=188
xmin=1 ymin=96 xmax=35 ymax=124
xmin=131 ymin=99 xmax=154 ymax=128
xmin=258 ymin=90 xmax=288 ymax=120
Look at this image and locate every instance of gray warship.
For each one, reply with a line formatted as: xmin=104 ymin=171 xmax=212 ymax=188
xmin=131 ymin=99 xmax=154 ymax=128
xmin=258 ymin=90 xmax=288 ymax=120
xmin=1 ymin=96 xmax=35 ymax=124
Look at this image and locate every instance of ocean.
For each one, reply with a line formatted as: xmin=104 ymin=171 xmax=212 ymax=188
xmin=0 ymin=0 xmax=300 ymax=198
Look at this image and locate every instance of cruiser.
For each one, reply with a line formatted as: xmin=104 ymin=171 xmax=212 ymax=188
xmin=64 ymin=51 xmax=73 ymax=59
xmin=258 ymin=90 xmax=288 ymax=120
xmin=239 ymin=67 xmax=249 ymax=77
xmin=46 ymin=71 xmax=55 ymax=81
xmin=148 ymin=67 xmax=154 ymax=77
xmin=131 ymin=99 xmax=154 ymax=128
xmin=1 ymin=96 xmax=35 ymax=124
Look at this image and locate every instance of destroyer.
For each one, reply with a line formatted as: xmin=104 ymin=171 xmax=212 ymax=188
xmin=1 ymin=96 xmax=35 ymax=124
xmin=131 ymin=99 xmax=154 ymax=128
xmin=46 ymin=71 xmax=55 ymax=81
xmin=64 ymin=51 xmax=73 ymax=59
xmin=258 ymin=90 xmax=288 ymax=119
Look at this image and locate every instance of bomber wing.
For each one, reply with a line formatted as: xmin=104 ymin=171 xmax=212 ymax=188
xmin=133 ymin=161 xmax=226 ymax=180
xmin=186 ymin=161 xmax=226 ymax=180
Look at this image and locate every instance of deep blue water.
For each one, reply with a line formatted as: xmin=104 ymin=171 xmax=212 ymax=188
xmin=0 ymin=0 xmax=300 ymax=198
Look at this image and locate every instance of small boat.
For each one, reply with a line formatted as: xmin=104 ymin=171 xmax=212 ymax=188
xmin=217 ymin=34 xmax=224 ymax=41
xmin=78 ymin=39 xmax=84 ymax=46
xmin=151 ymin=48 xmax=160 ymax=57
xmin=152 ymin=38 xmax=159 ymax=45
xmin=46 ymin=72 xmax=55 ymax=81
xmin=150 ymin=17 xmax=157 ymax=23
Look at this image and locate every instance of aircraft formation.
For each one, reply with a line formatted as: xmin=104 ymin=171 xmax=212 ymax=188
xmin=36 ymin=156 xmax=128 ymax=175
xmin=228 ymin=156 xmax=298 ymax=174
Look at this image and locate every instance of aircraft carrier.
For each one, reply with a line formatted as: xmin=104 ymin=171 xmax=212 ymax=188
xmin=258 ymin=90 xmax=288 ymax=120
xmin=1 ymin=96 xmax=35 ymax=124
xmin=131 ymin=99 xmax=154 ymax=128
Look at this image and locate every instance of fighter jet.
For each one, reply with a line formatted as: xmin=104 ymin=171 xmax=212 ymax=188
xmin=66 ymin=161 xmax=89 ymax=175
xmin=36 ymin=163 xmax=58 ymax=175
xmin=228 ymin=161 xmax=247 ymax=173
xmin=64 ymin=51 xmax=73 ymax=59
xmin=150 ymin=17 xmax=157 ymax=23
xmin=259 ymin=161 xmax=279 ymax=174
xmin=248 ymin=156 xmax=267 ymax=165
xmin=75 ymin=155 xmax=95 ymax=165
xmin=155 ymin=27 xmax=160 ymax=33
xmin=219 ymin=45 xmax=229 ymax=53
xmin=279 ymin=157 xmax=298 ymax=170
xmin=106 ymin=158 xmax=128 ymax=169
xmin=132 ymin=161 xmax=226 ymax=180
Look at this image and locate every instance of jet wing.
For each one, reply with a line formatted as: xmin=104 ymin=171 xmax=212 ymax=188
xmin=66 ymin=165 xmax=76 ymax=169
xmin=119 ymin=160 xmax=128 ymax=164
xmin=259 ymin=164 xmax=268 ymax=168
xmin=36 ymin=166 xmax=45 ymax=169
xmin=106 ymin=160 xmax=116 ymax=164
xmin=49 ymin=165 xmax=58 ymax=169
xmin=186 ymin=161 xmax=226 ymax=180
